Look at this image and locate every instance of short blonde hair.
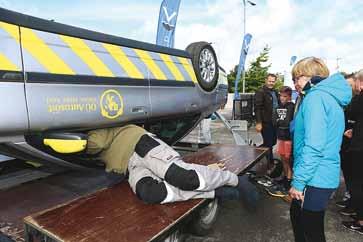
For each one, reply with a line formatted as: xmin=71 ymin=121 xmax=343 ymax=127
xmin=292 ymin=57 xmax=330 ymax=80
xmin=355 ymin=69 xmax=363 ymax=81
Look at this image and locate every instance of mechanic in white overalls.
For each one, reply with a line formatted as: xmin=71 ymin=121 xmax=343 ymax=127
xmin=86 ymin=124 xmax=257 ymax=204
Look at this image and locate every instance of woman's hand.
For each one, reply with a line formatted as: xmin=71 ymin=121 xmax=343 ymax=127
xmin=289 ymin=187 xmax=304 ymax=201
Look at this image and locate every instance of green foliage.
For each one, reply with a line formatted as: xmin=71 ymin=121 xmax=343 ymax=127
xmin=228 ymin=45 xmax=282 ymax=93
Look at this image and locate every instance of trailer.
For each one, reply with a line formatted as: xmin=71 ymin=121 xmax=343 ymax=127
xmin=0 ymin=144 xmax=267 ymax=242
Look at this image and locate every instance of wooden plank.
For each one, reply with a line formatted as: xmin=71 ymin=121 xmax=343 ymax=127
xmin=24 ymin=145 xmax=267 ymax=242
xmin=0 ymin=169 xmax=113 ymax=239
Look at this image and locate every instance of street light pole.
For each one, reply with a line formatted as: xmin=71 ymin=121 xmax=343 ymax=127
xmin=241 ymin=0 xmax=256 ymax=93
xmin=336 ymin=57 xmax=342 ymax=71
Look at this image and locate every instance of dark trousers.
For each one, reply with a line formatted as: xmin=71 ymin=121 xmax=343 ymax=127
xmin=261 ymin=122 xmax=276 ymax=163
xmin=290 ymin=201 xmax=326 ymax=242
xmin=290 ymin=186 xmax=334 ymax=242
xmin=340 ymin=150 xmax=353 ymax=196
xmin=350 ymin=151 xmax=363 ymax=220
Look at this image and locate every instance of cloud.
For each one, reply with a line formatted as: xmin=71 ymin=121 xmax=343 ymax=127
xmin=1 ymin=0 xmax=362 ymax=74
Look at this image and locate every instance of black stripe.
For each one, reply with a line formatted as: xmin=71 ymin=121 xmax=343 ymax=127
xmin=25 ymin=72 xmax=195 ymax=87
xmin=150 ymin=80 xmax=194 ymax=87
xmin=0 ymin=8 xmax=190 ymax=58
xmin=0 ymin=70 xmax=24 ymax=82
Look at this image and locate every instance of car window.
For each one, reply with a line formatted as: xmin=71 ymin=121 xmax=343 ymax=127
xmin=146 ymin=114 xmax=200 ymax=145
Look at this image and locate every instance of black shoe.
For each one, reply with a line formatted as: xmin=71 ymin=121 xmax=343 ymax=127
xmin=336 ymin=199 xmax=350 ymax=208
xmin=340 ymin=207 xmax=357 ymax=216
xmin=267 ymin=159 xmax=283 ymax=179
xmin=342 ymin=221 xmax=363 ymax=235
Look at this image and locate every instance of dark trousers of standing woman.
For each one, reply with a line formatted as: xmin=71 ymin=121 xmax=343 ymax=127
xmin=290 ymin=186 xmax=334 ymax=242
xmin=350 ymin=151 xmax=363 ymax=221
xmin=261 ymin=122 xmax=277 ymax=164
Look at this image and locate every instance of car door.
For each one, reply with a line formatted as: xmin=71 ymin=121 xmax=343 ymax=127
xmin=147 ymin=51 xmax=201 ymax=119
xmin=0 ymin=21 xmax=28 ymax=140
xmin=19 ymin=24 xmax=151 ymax=132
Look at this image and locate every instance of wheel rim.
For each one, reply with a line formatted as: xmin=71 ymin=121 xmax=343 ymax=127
xmin=199 ymin=48 xmax=216 ymax=83
xmin=199 ymin=199 xmax=218 ymax=225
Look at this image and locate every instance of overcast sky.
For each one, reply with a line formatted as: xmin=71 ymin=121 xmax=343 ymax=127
xmin=1 ymin=0 xmax=362 ymax=75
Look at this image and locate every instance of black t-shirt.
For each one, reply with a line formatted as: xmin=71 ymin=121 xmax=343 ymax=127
xmin=273 ymin=102 xmax=295 ymax=140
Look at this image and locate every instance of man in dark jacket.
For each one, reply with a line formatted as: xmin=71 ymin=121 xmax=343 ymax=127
xmin=254 ymin=73 xmax=279 ymax=166
xmin=342 ymin=70 xmax=363 ymax=234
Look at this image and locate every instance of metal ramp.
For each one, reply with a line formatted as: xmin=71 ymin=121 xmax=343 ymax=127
xmin=214 ymin=111 xmax=250 ymax=146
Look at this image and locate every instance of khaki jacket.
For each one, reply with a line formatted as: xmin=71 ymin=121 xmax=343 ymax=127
xmin=87 ymin=125 xmax=146 ymax=174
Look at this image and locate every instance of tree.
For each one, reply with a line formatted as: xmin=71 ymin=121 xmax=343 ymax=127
xmin=227 ymin=45 xmax=283 ymax=94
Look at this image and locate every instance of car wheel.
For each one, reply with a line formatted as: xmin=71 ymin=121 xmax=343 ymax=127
xmin=163 ymin=229 xmax=184 ymax=242
xmin=186 ymin=42 xmax=219 ymax=92
xmin=188 ymin=198 xmax=219 ymax=236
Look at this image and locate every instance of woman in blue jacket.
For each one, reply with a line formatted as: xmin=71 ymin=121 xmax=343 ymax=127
xmin=289 ymin=57 xmax=352 ymax=242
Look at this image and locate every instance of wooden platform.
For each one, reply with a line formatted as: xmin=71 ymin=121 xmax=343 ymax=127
xmin=23 ymin=145 xmax=267 ymax=242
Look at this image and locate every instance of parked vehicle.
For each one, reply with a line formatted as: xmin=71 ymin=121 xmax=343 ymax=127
xmin=0 ymin=8 xmax=228 ymax=168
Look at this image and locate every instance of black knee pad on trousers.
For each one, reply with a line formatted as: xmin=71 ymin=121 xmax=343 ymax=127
xmin=165 ymin=163 xmax=200 ymax=191
xmin=135 ymin=134 xmax=160 ymax=158
xmin=135 ymin=177 xmax=167 ymax=204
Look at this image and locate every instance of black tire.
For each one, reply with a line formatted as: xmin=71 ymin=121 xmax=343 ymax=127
xmin=163 ymin=229 xmax=185 ymax=242
xmin=186 ymin=42 xmax=219 ymax=92
xmin=188 ymin=199 xmax=219 ymax=236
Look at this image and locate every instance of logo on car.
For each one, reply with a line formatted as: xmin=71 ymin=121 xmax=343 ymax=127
xmin=100 ymin=89 xmax=124 ymax=119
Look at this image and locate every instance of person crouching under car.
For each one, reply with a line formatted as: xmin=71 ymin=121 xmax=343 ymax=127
xmin=86 ymin=124 xmax=258 ymax=206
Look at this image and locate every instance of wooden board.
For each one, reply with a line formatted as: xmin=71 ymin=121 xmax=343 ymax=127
xmin=24 ymin=145 xmax=267 ymax=242
xmin=0 ymin=169 xmax=114 ymax=241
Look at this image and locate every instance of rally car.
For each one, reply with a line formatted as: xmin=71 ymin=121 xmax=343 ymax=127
xmin=0 ymin=7 xmax=228 ymax=168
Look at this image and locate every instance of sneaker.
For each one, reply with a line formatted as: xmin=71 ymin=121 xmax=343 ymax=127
xmin=343 ymin=191 xmax=351 ymax=200
xmin=340 ymin=207 xmax=357 ymax=216
xmin=342 ymin=221 xmax=363 ymax=235
xmin=265 ymin=184 xmax=288 ymax=198
xmin=336 ymin=199 xmax=350 ymax=208
xmin=257 ymin=179 xmax=274 ymax=187
xmin=252 ymin=175 xmax=274 ymax=187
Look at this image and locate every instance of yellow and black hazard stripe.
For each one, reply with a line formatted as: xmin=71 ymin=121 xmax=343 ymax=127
xmin=0 ymin=8 xmax=198 ymax=87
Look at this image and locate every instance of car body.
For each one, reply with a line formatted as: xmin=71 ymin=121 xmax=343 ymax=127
xmin=0 ymin=7 xmax=228 ymax=168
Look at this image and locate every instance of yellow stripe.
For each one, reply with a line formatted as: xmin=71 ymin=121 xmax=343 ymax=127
xmin=134 ymin=49 xmax=167 ymax=80
xmin=0 ymin=53 xmax=19 ymax=71
xmin=20 ymin=28 xmax=74 ymax=75
xmin=177 ymin=57 xmax=197 ymax=83
xmin=60 ymin=35 xmax=114 ymax=77
xmin=103 ymin=43 xmax=144 ymax=79
xmin=0 ymin=22 xmax=20 ymax=41
xmin=159 ymin=54 xmax=184 ymax=81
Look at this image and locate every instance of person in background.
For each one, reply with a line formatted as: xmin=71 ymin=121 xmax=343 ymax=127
xmin=342 ymin=69 xmax=363 ymax=235
xmin=274 ymin=86 xmax=294 ymax=191
xmin=254 ymin=74 xmax=279 ymax=172
xmin=289 ymin=57 xmax=352 ymax=242
xmin=336 ymin=73 xmax=357 ymax=213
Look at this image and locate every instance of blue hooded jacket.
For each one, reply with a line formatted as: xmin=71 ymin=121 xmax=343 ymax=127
xmin=292 ymin=73 xmax=352 ymax=192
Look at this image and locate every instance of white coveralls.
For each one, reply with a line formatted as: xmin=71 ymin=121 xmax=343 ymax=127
xmin=128 ymin=134 xmax=238 ymax=204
